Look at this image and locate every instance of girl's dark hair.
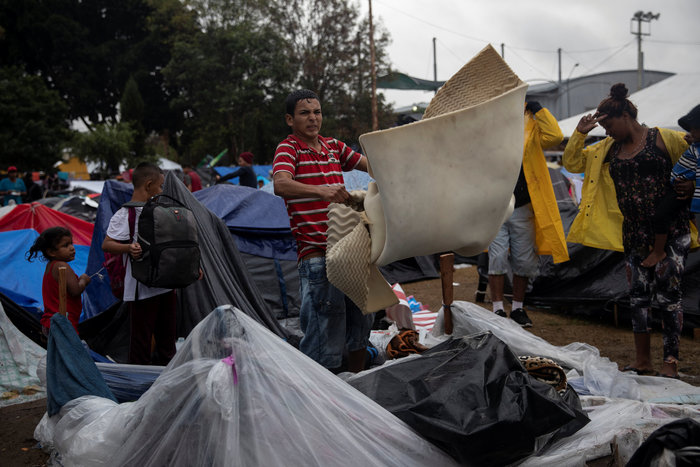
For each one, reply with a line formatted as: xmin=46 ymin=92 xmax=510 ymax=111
xmin=597 ymin=83 xmax=638 ymax=120
xmin=26 ymin=226 xmax=72 ymax=262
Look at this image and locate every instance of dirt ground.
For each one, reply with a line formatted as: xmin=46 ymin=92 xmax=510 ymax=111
xmin=2 ymin=264 xmax=699 ymax=466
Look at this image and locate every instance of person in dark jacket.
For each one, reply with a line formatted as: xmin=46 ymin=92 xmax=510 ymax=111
xmin=217 ymin=152 xmax=257 ymax=188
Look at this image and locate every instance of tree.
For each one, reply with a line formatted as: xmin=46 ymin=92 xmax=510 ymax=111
xmin=120 ymin=76 xmax=148 ymax=158
xmin=270 ymin=0 xmax=395 ymax=145
xmin=0 ymin=66 xmax=70 ymax=171
xmin=162 ymin=9 xmax=294 ymax=163
xmin=71 ymin=123 xmax=136 ymax=175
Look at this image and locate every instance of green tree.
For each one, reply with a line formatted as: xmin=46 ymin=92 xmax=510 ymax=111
xmin=162 ymin=9 xmax=294 ymax=163
xmin=72 ymin=123 xmax=136 ymax=175
xmin=0 ymin=66 xmax=70 ymax=171
xmin=120 ymin=76 xmax=148 ymax=158
xmin=271 ymin=0 xmax=395 ymax=145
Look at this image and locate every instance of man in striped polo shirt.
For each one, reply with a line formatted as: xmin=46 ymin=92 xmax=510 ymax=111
xmin=273 ymin=89 xmax=371 ymax=373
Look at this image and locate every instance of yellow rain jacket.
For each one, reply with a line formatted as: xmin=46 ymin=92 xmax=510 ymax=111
xmin=563 ymin=128 xmax=691 ymax=252
xmin=523 ymin=108 xmax=569 ymax=263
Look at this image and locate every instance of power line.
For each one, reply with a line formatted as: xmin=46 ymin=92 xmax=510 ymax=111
xmin=586 ymin=40 xmax=635 ymax=74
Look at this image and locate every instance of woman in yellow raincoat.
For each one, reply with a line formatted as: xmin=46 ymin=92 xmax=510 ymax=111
xmin=563 ymin=83 xmax=690 ymax=379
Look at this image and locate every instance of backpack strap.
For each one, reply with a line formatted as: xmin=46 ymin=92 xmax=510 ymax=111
xmin=128 ymin=206 xmax=136 ymax=242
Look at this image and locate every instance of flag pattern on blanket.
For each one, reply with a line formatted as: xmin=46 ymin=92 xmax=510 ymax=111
xmin=412 ymin=310 xmax=438 ymax=332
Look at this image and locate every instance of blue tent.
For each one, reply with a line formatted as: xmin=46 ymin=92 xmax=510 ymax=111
xmin=0 ymin=229 xmax=90 ymax=319
xmin=193 ymin=184 xmax=296 ymax=261
xmin=83 ymin=180 xmax=134 ymax=319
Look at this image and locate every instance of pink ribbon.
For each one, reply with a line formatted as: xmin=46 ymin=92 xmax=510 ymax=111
xmin=221 ymin=354 xmax=238 ymax=385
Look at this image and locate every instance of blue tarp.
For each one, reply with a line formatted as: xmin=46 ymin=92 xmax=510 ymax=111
xmin=0 ymin=229 xmax=90 ymax=319
xmin=83 ymin=180 xmax=133 ymax=319
xmin=215 ymin=164 xmax=273 ymax=185
xmin=193 ymin=184 xmax=296 ymax=261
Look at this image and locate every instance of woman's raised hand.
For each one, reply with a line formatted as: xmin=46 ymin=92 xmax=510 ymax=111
xmin=576 ymin=113 xmax=607 ymax=134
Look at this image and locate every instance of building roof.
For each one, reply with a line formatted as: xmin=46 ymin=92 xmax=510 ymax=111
xmin=558 ymin=72 xmax=700 ymax=137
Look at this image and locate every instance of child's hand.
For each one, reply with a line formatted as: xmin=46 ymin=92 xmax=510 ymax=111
xmin=79 ymin=273 xmax=91 ymax=285
xmin=684 ymin=133 xmax=695 ymax=145
xmin=129 ymin=242 xmax=142 ymax=259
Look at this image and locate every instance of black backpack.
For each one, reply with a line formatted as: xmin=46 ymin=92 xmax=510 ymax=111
xmin=130 ymin=194 xmax=201 ymax=289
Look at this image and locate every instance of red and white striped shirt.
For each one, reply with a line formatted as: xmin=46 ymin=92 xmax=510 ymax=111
xmin=273 ymin=134 xmax=362 ymax=260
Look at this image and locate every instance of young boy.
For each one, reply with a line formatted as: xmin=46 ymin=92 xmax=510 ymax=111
xmin=643 ymin=104 xmax=700 ymax=267
xmin=102 ymin=162 xmax=177 ymax=365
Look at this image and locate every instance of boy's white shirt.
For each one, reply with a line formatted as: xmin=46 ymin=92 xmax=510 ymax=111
xmin=106 ymin=207 xmax=171 ymax=302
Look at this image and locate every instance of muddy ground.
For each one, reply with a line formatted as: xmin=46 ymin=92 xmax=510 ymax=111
xmin=2 ymin=264 xmax=698 ymax=466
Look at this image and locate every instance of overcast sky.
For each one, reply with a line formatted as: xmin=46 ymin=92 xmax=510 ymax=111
xmin=359 ymin=0 xmax=700 ymax=109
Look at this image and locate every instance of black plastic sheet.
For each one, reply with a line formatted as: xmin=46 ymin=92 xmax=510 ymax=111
xmin=349 ymin=332 xmax=589 ymax=465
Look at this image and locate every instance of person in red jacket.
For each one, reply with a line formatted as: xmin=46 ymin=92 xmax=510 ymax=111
xmin=183 ymin=164 xmax=202 ymax=192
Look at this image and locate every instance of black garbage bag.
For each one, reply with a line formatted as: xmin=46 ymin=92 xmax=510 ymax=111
xmin=626 ymin=418 xmax=700 ymax=467
xmin=349 ymin=332 xmax=589 ymax=466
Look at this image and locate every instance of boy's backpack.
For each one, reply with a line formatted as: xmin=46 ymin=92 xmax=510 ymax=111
xmin=103 ymin=206 xmax=136 ymax=300
xmin=130 ymin=194 xmax=201 ymax=289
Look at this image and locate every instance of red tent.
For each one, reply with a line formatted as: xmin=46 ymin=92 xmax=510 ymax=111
xmin=0 ymin=202 xmax=94 ymax=246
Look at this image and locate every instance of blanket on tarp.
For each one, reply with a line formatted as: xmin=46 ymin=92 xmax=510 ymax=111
xmin=46 ymin=313 xmax=116 ymax=416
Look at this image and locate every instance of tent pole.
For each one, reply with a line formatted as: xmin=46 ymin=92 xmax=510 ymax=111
xmin=440 ymin=253 xmax=454 ymax=335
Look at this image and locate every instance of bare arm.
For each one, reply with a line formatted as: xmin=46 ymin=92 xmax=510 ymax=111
xmin=103 ymin=235 xmax=143 ymax=259
xmin=52 ymin=261 xmax=90 ymax=297
xmin=273 ymin=172 xmax=350 ymax=203
xmin=354 ymin=155 xmax=369 ymax=172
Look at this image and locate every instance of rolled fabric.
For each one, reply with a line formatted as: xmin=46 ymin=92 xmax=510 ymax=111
xmin=360 ymin=45 xmax=527 ymax=266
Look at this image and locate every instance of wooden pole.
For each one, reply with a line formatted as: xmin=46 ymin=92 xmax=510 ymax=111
xmin=440 ymin=253 xmax=454 ymax=335
xmin=368 ymin=0 xmax=378 ymax=131
xmin=58 ymin=266 xmax=67 ymax=317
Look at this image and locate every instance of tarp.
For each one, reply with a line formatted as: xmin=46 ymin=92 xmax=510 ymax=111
xmin=84 ymin=176 xmax=292 ymax=340
xmin=46 ymin=313 xmax=116 ymax=416
xmin=526 ymin=169 xmax=700 ymax=320
xmin=377 ymin=71 xmax=444 ymax=91
xmin=0 ymin=229 xmax=90 ymax=316
xmin=349 ymin=333 xmax=589 ymax=465
xmin=0 ymin=202 xmax=94 ymax=246
xmin=35 ymin=305 xmax=458 ymax=466
xmin=558 ymin=72 xmax=700 ymax=137
xmin=424 ymin=301 xmax=700 ymax=465
xmin=193 ymin=184 xmax=296 ymax=261
xmin=0 ymin=300 xmax=45 ymax=407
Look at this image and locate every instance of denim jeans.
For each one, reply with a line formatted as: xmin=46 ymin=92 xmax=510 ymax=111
xmin=297 ymin=256 xmax=373 ymax=369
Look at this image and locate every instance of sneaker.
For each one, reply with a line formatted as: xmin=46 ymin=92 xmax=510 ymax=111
xmin=510 ymin=308 xmax=533 ymax=327
xmin=494 ymin=309 xmax=507 ymax=318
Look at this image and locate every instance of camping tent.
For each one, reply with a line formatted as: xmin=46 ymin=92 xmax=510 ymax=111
xmin=558 ymin=73 xmax=700 ymax=137
xmin=0 ymin=204 xmax=93 ymax=316
xmin=193 ymin=184 xmax=300 ymax=319
xmin=84 ymin=176 xmax=293 ymax=350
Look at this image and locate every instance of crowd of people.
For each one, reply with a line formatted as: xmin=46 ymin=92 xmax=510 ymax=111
xmin=10 ymin=83 xmax=700 ymax=379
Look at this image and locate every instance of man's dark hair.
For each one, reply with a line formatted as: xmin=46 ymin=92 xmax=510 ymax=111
xmin=285 ymin=89 xmax=320 ymax=116
xmin=132 ymin=162 xmax=162 ymax=189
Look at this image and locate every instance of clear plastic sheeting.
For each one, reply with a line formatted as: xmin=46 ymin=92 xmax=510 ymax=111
xmin=35 ymin=305 xmax=457 ymax=467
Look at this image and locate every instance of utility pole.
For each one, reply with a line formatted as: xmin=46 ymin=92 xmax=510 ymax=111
xmin=433 ymin=37 xmax=438 ymax=95
xmin=369 ymin=0 xmax=378 ymax=131
xmin=630 ymin=11 xmax=660 ymax=91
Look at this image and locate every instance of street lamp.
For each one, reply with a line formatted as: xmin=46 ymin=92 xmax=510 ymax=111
xmin=566 ymin=63 xmax=579 ymax=118
xmin=630 ymin=11 xmax=660 ymax=90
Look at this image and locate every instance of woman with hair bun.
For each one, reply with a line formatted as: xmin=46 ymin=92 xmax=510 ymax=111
xmin=563 ymin=83 xmax=691 ymax=379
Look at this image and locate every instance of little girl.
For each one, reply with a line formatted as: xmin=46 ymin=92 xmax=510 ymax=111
xmin=26 ymin=226 xmax=91 ymax=335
